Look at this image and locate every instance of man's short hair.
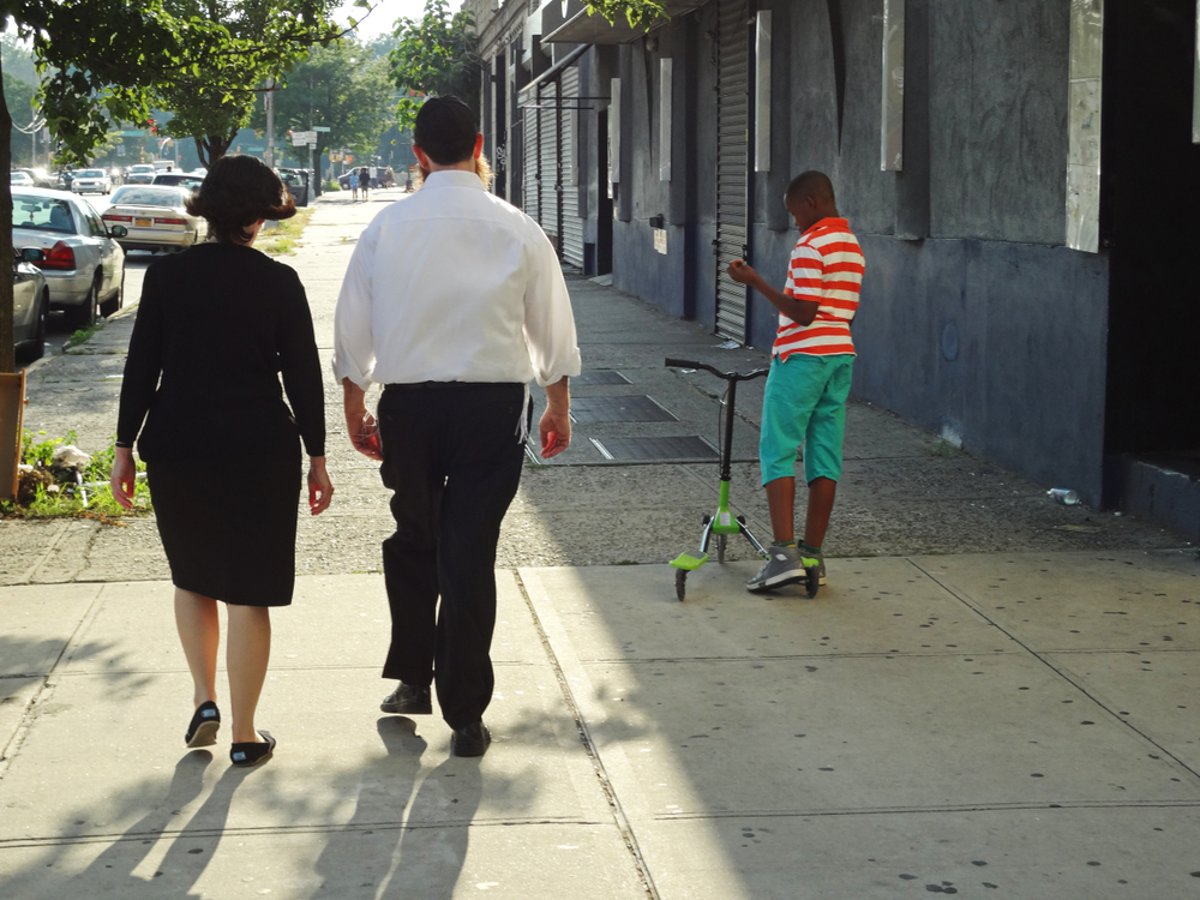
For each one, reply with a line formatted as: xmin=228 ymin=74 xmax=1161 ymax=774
xmin=413 ymin=96 xmax=478 ymax=165
xmin=785 ymin=170 xmax=835 ymax=206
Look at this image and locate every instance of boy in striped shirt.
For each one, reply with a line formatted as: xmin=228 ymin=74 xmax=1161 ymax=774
xmin=728 ymin=171 xmax=865 ymax=592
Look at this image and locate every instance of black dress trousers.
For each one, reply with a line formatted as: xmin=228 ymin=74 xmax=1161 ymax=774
xmin=376 ymin=382 xmax=527 ymax=729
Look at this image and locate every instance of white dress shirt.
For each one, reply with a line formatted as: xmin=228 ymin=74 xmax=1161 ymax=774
xmin=332 ymin=170 xmax=581 ymax=391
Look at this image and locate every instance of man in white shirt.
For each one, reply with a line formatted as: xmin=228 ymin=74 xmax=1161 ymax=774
xmin=333 ymin=96 xmax=581 ymax=757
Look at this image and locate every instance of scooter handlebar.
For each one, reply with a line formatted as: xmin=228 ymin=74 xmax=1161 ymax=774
xmin=664 ymin=357 xmax=768 ymax=382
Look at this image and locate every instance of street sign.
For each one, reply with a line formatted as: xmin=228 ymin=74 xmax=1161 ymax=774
xmin=312 ymin=126 xmax=331 ymax=133
xmin=291 ymin=130 xmax=317 ymax=146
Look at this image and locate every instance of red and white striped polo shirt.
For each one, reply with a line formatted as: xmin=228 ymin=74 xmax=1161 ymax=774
xmin=773 ymin=217 xmax=865 ymax=360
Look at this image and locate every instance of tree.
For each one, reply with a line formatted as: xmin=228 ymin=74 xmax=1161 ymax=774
xmin=153 ymin=0 xmax=346 ymax=169
xmin=251 ymin=39 xmax=395 ymax=169
xmin=387 ymin=0 xmax=480 ymax=131
xmin=0 ymin=0 xmax=358 ymax=374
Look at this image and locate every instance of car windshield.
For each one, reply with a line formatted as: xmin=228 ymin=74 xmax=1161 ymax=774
xmin=77 ymin=169 xmax=105 ymax=178
xmin=112 ymin=186 xmax=187 ymax=207
xmin=13 ymin=197 xmax=76 ymax=234
xmin=129 ymin=165 xmax=155 ymax=174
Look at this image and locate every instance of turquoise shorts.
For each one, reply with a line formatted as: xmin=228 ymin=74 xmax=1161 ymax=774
xmin=759 ymin=353 xmax=854 ymax=485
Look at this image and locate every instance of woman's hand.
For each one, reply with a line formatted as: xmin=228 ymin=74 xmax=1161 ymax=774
xmin=307 ymin=456 xmax=334 ymax=515
xmin=110 ymin=447 xmax=137 ymax=510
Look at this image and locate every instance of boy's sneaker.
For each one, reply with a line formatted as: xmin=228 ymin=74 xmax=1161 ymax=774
xmin=746 ymin=545 xmax=806 ymax=593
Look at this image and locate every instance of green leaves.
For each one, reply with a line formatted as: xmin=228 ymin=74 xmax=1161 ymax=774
xmin=387 ymin=0 xmax=480 ymax=132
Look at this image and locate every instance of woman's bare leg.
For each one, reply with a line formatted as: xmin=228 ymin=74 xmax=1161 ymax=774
xmin=175 ymin=588 xmax=219 ymax=708
xmin=225 ymin=605 xmax=272 ymax=744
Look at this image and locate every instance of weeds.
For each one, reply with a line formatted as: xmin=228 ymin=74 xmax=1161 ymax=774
xmin=0 ymin=431 xmax=152 ymax=523
xmin=258 ymin=207 xmax=314 ymax=256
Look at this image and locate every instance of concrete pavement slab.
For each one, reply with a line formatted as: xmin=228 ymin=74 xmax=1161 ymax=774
xmin=0 ymin=819 xmax=646 ymax=900
xmin=634 ymin=807 xmax=1200 ymax=899
xmin=1045 ymin=650 xmax=1200 ymax=771
xmin=0 ymin=583 xmax=102 ymax=676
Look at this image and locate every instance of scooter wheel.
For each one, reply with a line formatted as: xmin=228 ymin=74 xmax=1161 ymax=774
xmin=804 ymin=565 xmax=820 ymax=599
xmin=675 ymin=569 xmax=687 ymax=602
xmin=716 ymin=534 xmax=727 ymax=564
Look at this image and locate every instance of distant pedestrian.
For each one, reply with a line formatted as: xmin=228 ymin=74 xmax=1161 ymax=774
xmin=350 ymin=172 xmax=359 ymax=201
xmin=110 ymin=154 xmax=333 ymax=768
xmin=727 ymin=170 xmax=865 ymax=593
xmin=357 ymin=166 xmax=370 ymax=201
xmin=333 ymin=95 xmax=580 ymax=757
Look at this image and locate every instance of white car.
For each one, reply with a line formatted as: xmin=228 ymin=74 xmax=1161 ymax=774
xmin=103 ymin=185 xmax=204 ymax=253
xmin=10 ymin=171 xmax=34 ymax=186
xmin=125 ymin=164 xmax=157 ymax=185
xmin=70 ymin=168 xmax=112 ymax=195
xmin=11 ymin=188 xmax=127 ymax=330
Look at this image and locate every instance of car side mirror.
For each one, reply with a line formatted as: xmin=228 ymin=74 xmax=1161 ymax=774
xmin=108 ymin=224 xmax=128 ymax=238
xmin=18 ymin=247 xmax=46 ymax=263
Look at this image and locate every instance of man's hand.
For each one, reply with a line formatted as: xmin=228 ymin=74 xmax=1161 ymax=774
xmin=540 ymin=376 xmax=572 ymax=459
xmin=342 ymin=377 xmax=384 ymax=460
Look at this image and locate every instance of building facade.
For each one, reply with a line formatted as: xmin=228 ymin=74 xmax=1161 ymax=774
xmin=469 ymin=0 xmax=1200 ymax=538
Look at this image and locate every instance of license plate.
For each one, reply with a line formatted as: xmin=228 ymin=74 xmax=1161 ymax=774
xmin=134 ymin=217 xmax=152 ymax=227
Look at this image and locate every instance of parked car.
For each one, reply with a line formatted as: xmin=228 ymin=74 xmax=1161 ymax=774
xmin=102 ymin=185 xmax=203 ymax=253
xmin=276 ymin=168 xmax=308 ymax=206
xmin=10 ymin=171 xmax=34 ymax=186
xmin=69 ymin=168 xmax=112 ymax=195
xmin=12 ymin=247 xmax=49 ymax=363
xmin=150 ymin=171 xmax=205 ymax=191
xmin=124 ymin=163 xmax=157 ymax=185
xmin=11 ymin=187 xmax=127 ymax=329
xmin=15 ymin=167 xmax=59 ymax=189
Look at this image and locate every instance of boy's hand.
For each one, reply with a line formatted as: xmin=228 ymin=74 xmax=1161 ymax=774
xmin=727 ymin=259 xmax=759 ymax=286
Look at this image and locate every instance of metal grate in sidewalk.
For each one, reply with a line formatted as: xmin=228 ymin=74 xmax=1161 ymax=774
xmin=570 ymin=395 xmax=677 ymax=424
xmin=589 ymin=435 xmax=719 ymax=462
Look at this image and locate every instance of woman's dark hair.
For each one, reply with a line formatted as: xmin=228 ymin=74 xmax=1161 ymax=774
xmin=187 ymin=154 xmax=296 ymax=244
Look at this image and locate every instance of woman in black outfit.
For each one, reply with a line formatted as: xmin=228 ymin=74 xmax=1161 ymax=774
xmin=111 ymin=155 xmax=333 ymax=768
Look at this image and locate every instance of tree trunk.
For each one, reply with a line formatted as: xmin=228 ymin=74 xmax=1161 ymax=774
xmin=1 ymin=51 xmax=17 ymax=375
xmin=197 ymin=129 xmax=239 ymax=169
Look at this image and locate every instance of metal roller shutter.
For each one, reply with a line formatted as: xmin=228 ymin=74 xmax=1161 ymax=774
xmin=559 ymin=66 xmax=585 ymax=269
xmin=715 ymin=0 xmax=750 ymax=342
xmin=538 ymin=81 xmax=561 ymax=252
xmin=522 ymin=92 xmax=541 ymax=226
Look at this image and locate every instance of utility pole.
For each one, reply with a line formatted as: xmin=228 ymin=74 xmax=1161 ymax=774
xmin=265 ymin=80 xmax=276 ymax=168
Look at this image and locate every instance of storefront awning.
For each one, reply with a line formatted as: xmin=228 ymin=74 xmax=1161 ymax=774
xmin=543 ymin=0 xmax=707 ymax=44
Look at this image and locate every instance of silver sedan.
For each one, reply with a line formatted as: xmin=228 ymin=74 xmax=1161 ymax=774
xmin=12 ymin=247 xmax=49 ymax=363
xmin=11 ymin=187 xmax=127 ymax=330
xmin=102 ymin=185 xmax=203 ymax=253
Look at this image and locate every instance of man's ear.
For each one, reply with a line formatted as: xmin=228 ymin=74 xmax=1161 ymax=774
xmin=413 ymin=144 xmax=429 ymax=168
xmin=472 ymin=133 xmax=484 ymax=159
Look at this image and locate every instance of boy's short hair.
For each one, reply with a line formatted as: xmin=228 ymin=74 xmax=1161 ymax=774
xmin=413 ymin=96 xmax=478 ymax=165
xmin=785 ymin=170 xmax=835 ymax=206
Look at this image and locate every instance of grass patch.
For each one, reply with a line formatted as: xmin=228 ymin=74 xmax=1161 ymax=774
xmin=0 ymin=431 xmax=152 ymax=523
xmin=66 ymin=321 xmax=104 ymax=349
xmin=258 ymin=207 xmax=315 ymax=256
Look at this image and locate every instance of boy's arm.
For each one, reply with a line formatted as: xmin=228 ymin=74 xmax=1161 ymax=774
xmin=727 ymin=259 xmax=819 ymax=326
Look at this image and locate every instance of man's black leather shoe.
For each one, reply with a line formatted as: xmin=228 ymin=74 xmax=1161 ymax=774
xmin=380 ymin=683 xmax=432 ymax=715
xmin=451 ymin=721 xmax=491 ymax=757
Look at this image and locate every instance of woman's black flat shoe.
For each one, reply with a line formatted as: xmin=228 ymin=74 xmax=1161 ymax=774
xmin=185 ymin=701 xmax=221 ymax=748
xmin=230 ymin=730 xmax=276 ymax=768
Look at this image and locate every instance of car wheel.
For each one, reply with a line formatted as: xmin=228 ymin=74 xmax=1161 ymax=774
xmin=66 ymin=279 xmax=100 ymax=331
xmin=100 ymin=269 xmax=124 ymax=317
xmin=32 ymin=290 xmax=48 ymax=359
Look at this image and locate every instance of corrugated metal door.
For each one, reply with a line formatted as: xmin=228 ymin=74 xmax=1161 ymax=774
xmin=538 ymin=81 xmax=561 ymax=252
xmin=559 ymin=66 xmax=585 ymax=268
xmin=522 ymin=89 xmax=540 ymax=224
xmin=714 ymin=0 xmax=750 ymax=342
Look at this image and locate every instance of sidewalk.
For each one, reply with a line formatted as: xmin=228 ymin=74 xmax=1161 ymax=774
xmin=1 ymin=188 xmax=1197 ymax=898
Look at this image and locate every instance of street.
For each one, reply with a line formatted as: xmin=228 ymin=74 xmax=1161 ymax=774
xmin=1 ymin=189 xmax=1198 ymax=899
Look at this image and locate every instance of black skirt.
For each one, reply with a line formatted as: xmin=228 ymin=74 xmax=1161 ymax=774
xmin=146 ymin=441 xmax=302 ymax=607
